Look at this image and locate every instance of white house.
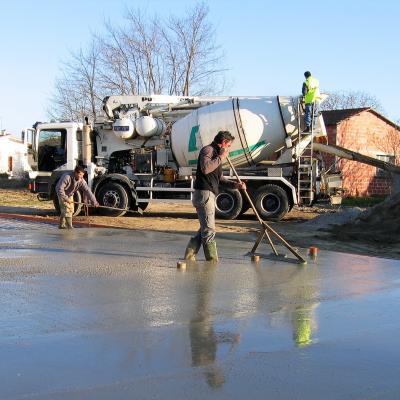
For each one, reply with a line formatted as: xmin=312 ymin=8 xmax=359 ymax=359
xmin=0 ymin=132 xmax=31 ymax=177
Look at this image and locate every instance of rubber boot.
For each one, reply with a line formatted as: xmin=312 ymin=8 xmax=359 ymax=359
xmin=203 ymin=240 xmax=219 ymax=262
xmin=58 ymin=217 xmax=67 ymax=229
xmin=65 ymin=217 xmax=74 ymax=229
xmin=184 ymin=237 xmax=201 ymax=261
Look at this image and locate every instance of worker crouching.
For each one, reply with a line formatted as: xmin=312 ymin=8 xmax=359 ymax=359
xmin=185 ymin=131 xmax=246 ymax=262
xmin=56 ymin=165 xmax=99 ymax=229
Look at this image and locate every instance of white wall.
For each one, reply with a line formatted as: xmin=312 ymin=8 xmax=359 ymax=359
xmin=0 ymin=135 xmax=30 ymax=176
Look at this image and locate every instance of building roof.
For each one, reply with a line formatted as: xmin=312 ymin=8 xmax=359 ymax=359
xmin=321 ymin=108 xmax=370 ymax=125
xmin=321 ymin=108 xmax=400 ymax=129
xmin=0 ymin=134 xmax=23 ymax=144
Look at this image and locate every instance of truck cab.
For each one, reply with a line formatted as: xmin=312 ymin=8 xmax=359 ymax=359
xmin=26 ymin=122 xmax=84 ymax=207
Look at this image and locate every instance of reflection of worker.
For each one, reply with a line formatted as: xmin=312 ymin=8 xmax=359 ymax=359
xmin=254 ymin=265 xmax=318 ymax=349
xmin=189 ymin=268 xmax=239 ymax=388
xmin=184 ymin=131 xmax=246 ymax=262
xmin=302 ymin=71 xmax=321 ymax=133
xmin=291 ymin=305 xmax=313 ymax=347
xmin=55 ymin=165 xmax=99 ymax=229
xmin=288 ymin=269 xmax=318 ymax=347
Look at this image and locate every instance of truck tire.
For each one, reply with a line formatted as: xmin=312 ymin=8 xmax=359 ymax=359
xmin=254 ymin=184 xmax=289 ymax=221
xmin=215 ymin=189 xmax=243 ymax=220
xmin=52 ymin=190 xmax=83 ymax=216
xmin=97 ymin=182 xmax=129 ymax=216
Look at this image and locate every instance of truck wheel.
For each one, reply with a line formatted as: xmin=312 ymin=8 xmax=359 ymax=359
xmin=97 ymin=182 xmax=129 ymax=216
xmin=52 ymin=191 xmax=83 ymax=216
xmin=254 ymin=184 xmax=289 ymax=221
xmin=215 ymin=189 xmax=243 ymax=220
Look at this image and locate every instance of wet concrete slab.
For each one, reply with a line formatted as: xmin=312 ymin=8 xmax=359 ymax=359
xmin=1 ymin=221 xmax=400 ymax=399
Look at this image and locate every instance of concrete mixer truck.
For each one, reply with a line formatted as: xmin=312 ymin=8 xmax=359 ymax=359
xmin=26 ymin=94 xmax=399 ymax=220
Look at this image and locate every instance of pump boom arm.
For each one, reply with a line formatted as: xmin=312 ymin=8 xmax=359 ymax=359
xmin=102 ymin=95 xmax=230 ymax=119
xmin=313 ymin=143 xmax=400 ymax=175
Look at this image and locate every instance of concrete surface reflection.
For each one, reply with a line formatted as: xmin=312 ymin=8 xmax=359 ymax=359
xmin=254 ymin=262 xmax=319 ymax=348
xmin=2 ymin=222 xmax=400 ymax=399
xmin=189 ymin=265 xmax=239 ymax=388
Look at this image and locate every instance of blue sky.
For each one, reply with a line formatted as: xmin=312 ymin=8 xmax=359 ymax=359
xmin=1 ymin=0 xmax=399 ymax=136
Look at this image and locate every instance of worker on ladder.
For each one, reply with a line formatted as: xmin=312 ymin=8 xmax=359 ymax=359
xmin=302 ymin=71 xmax=321 ymax=133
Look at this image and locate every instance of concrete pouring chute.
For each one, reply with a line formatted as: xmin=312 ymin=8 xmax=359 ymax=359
xmin=25 ymin=94 xmax=398 ymax=220
xmin=313 ymin=142 xmax=400 ymax=175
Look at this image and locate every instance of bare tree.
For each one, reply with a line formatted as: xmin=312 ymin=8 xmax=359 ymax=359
xmin=372 ymin=126 xmax=400 ymax=166
xmin=48 ymin=2 xmax=226 ymax=120
xmin=164 ymin=3 xmax=226 ymax=95
xmin=321 ymin=90 xmax=384 ymax=114
xmin=48 ymin=39 xmax=102 ymax=121
xmin=124 ymin=10 xmax=164 ymax=94
xmin=96 ymin=23 xmax=139 ymax=95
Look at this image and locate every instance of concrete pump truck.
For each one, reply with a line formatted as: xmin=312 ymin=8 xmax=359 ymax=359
xmin=24 ymin=95 xmax=400 ymax=219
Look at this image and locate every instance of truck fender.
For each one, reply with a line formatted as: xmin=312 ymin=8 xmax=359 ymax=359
xmin=93 ymin=174 xmax=139 ymax=209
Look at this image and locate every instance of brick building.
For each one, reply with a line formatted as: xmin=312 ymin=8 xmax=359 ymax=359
xmin=321 ymin=108 xmax=400 ymax=197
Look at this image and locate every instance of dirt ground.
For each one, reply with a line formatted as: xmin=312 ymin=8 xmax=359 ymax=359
xmin=1 ymin=188 xmax=399 ymax=260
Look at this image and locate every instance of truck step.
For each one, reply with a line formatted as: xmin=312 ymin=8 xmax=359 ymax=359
xmin=298 ymin=164 xmax=312 ymax=168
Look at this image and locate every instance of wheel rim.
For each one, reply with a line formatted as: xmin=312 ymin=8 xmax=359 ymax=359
xmin=102 ymin=190 xmax=121 ymax=208
xmin=259 ymin=193 xmax=281 ymax=214
xmin=216 ymin=193 xmax=235 ymax=214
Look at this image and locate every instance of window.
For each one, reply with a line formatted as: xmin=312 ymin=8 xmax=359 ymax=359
xmin=37 ymin=129 xmax=67 ymax=171
xmin=376 ymin=154 xmax=395 ymax=177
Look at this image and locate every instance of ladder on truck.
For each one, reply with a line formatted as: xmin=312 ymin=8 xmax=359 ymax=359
xmin=296 ymin=100 xmax=316 ymax=206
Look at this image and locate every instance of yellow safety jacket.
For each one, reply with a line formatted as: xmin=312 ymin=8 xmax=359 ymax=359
xmin=304 ymin=76 xmax=320 ymax=104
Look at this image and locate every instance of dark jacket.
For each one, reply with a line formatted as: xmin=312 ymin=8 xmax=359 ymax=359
xmin=194 ymin=142 xmax=239 ymax=195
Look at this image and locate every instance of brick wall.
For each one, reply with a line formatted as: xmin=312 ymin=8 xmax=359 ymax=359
xmin=327 ymin=111 xmax=396 ymax=196
xmin=321 ymin=125 xmax=338 ymax=172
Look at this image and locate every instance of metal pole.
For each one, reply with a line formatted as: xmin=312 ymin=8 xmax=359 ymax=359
xmin=226 ymin=157 xmax=278 ymax=255
xmin=226 ymin=157 xmax=307 ymax=263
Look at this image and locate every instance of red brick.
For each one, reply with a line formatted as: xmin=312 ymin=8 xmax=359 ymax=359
xmin=323 ymin=110 xmax=399 ymax=196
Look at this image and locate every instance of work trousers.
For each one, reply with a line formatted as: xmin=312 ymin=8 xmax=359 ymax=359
xmin=192 ymin=190 xmax=216 ymax=244
xmin=304 ymin=102 xmax=319 ymax=128
xmin=59 ymin=196 xmax=74 ymax=218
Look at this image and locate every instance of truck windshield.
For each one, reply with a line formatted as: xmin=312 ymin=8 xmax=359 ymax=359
xmin=38 ymin=129 xmax=67 ymax=171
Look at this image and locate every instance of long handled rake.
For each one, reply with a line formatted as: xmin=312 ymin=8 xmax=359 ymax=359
xmin=226 ymin=157 xmax=307 ymax=264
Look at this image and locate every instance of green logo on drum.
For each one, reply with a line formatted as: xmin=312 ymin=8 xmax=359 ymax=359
xmin=188 ymin=125 xmax=199 ymax=152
